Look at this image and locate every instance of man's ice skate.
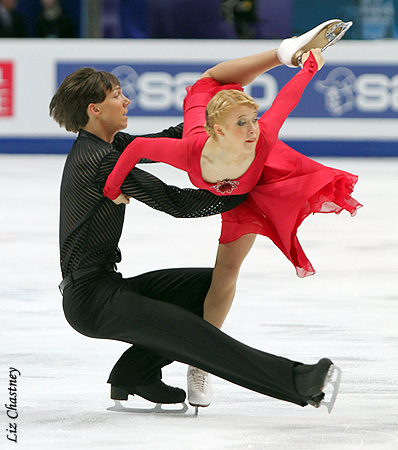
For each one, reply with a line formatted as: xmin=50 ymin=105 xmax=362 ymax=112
xmin=107 ymin=401 xmax=188 ymax=415
xmin=307 ymin=363 xmax=342 ymax=413
xmin=294 ymin=358 xmax=342 ymax=414
xmin=107 ymin=379 xmax=188 ymax=414
xmin=187 ymin=366 xmax=213 ymax=417
xmin=277 ymin=19 xmax=353 ymax=68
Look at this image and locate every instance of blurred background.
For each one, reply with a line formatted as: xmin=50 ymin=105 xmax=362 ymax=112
xmin=2 ymin=0 xmax=397 ymax=39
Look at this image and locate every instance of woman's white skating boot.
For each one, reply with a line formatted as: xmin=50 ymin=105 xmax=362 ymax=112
xmin=187 ymin=366 xmax=213 ymax=408
xmin=277 ymin=19 xmax=353 ymax=68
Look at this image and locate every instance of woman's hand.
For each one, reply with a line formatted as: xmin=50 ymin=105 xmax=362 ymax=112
xmin=302 ymin=48 xmax=325 ymax=71
xmin=112 ymin=193 xmax=131 ymax=205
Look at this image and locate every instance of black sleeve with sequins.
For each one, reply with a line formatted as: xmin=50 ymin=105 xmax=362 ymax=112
xmin=103 ymin=126 xmax=247 ymax=218
xmin=59 ymin=126 xmax=246 ymax=276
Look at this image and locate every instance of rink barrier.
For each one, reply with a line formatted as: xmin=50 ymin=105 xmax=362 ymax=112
xmin=1 ymin=138 xmax=396 ymax=157
xmin=0 ymin=39 xmax=397 ymax=156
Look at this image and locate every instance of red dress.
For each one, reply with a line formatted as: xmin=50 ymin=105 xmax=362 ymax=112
xmin=104 ymin=53 xmax=361 ymax=277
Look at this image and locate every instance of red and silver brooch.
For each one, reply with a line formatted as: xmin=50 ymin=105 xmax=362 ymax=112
xmin=212 ymin=179 xmax=239 ymax=194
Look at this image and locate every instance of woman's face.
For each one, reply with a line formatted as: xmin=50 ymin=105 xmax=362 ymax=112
xmin=216 ymin=105 xmax=259 ymax=151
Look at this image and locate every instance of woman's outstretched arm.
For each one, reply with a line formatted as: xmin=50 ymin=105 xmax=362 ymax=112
xmin=103 ymin=137 xmax=190 ymax=202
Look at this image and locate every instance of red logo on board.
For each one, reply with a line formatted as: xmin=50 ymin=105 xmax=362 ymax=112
xmin=0 ymin=62 xmax=13 ymax=117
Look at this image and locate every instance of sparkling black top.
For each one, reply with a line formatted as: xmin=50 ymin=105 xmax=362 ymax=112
xmin=59 ymin=125 xmax=246 ymax=277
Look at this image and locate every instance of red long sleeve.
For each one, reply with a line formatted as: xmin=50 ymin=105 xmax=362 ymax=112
xmin=104 ymin=137 xmax=191 ymax=200
xmin=259 ymin=52 xmax=318 ymax=146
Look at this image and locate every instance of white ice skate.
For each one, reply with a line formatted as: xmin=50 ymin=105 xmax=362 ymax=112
xmin=277 ymin=19 xmax=353 ymax=68
xmin=187 ymin=366 xmax=213 ymax=417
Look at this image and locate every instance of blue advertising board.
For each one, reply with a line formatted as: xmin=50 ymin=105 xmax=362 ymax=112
xmin=1 ymin=40 xmax=397 ymax=156
xmin=57 ymin=62 xmax=398 ymax=119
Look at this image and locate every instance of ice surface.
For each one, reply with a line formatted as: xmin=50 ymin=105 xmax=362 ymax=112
xmin=1 ymin=155 xmax=397 ymax=449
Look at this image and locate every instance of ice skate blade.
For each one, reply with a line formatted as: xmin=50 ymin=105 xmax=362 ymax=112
xmin=107 ymin=400 xmax=188 ymax=415
xmin=308 ymin=364 xmax=342 ymax=414
xmin=188 ymin=401 xmax=211 ymax=408
xmin=189 ymin=402 xmax=210 ymax=418
xmin=321 ymin=364 xmax=342 ymax=414
xmin=295 ymin=20 xmax=353 ymax=68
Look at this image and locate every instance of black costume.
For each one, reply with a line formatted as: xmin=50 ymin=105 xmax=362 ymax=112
xmin=60 ymin=125 xmax=307 ymax=407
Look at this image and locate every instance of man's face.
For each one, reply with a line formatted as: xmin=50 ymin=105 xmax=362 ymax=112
xmin=95 ymin=86 xmax=130 ymax=136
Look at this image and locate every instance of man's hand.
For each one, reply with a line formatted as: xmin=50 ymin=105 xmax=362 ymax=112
xmin=112 ymin=193 xmax=131 ymax=205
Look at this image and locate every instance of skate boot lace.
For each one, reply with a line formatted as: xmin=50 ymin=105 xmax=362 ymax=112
xmin=189 ymin=367 xmax=209 ymax=393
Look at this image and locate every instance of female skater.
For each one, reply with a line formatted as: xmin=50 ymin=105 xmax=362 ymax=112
xmin=104 ymin=49 xmax=360 ymax=303
xmin=103 ymin=24 xmax=359 ymax=408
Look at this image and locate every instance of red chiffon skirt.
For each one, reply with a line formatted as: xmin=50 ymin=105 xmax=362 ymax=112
xmin=220 ymin=140 xmax=362 ymax=278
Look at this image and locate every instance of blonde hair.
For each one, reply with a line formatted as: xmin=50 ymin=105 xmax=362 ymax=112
xmin=205 ymin=89 xmax=259 ymax=138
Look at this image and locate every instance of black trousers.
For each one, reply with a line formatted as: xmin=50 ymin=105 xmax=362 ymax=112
xmin=62 ymin=267 xmax=305 ymax=407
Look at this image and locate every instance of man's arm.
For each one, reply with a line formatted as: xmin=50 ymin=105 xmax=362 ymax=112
xmin=112 ymin=123 xmax=184 ymax=154
xmin=98 ymin=154 xmax=246 ymax=218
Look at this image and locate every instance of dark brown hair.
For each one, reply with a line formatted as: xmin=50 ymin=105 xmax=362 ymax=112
xmin=49 ymin=68 xmax=120 ymax=133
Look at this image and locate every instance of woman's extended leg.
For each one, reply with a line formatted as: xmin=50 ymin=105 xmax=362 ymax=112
xmin=203 ymin=233 xmax=256 ymax=329
xmin=200 ymin=49 xmax=281 ymax=86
